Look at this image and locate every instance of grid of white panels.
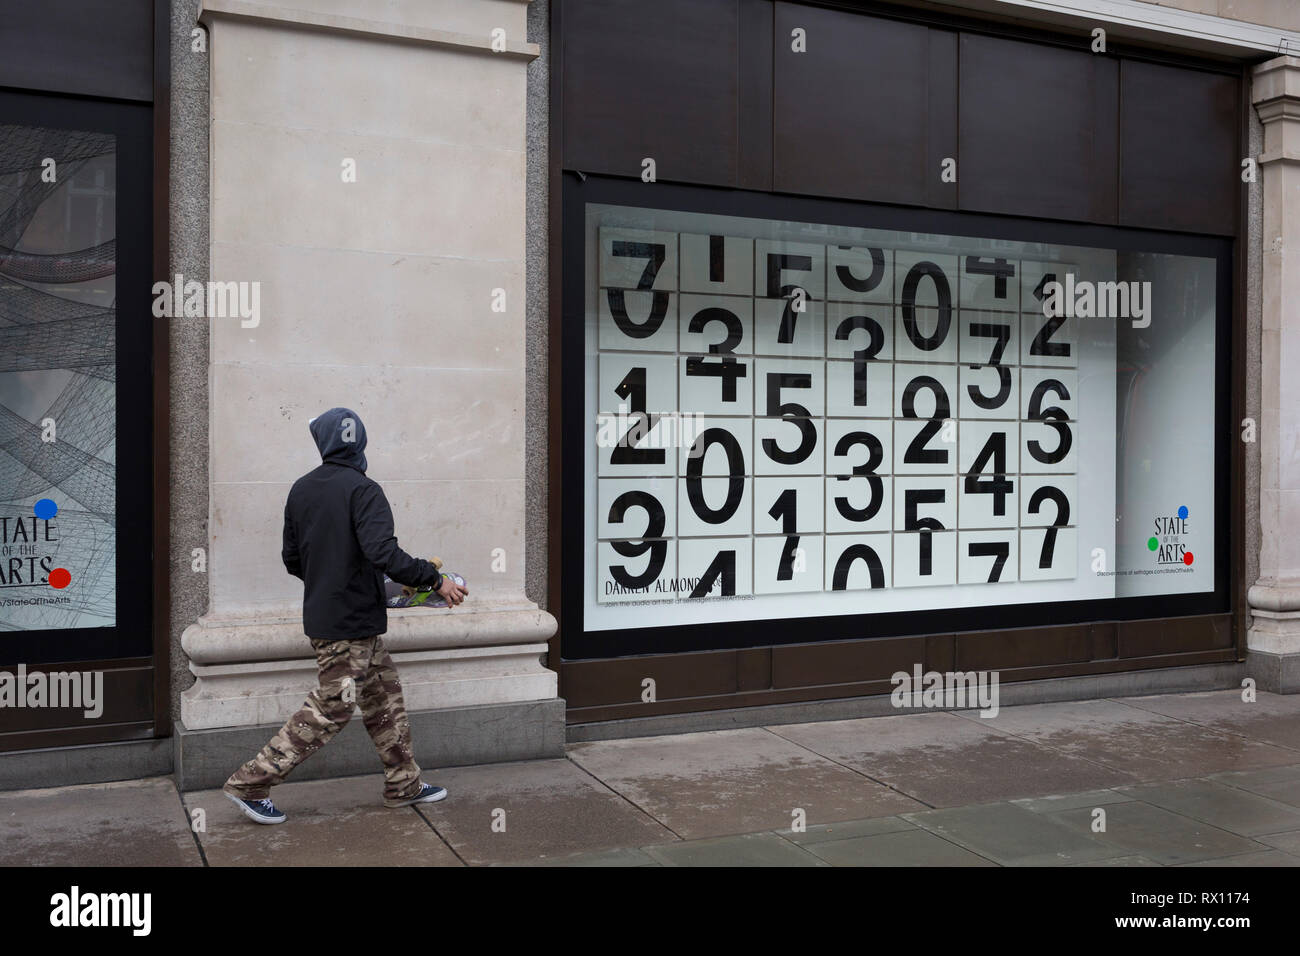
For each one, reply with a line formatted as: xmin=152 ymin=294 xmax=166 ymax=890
xmin=594 ymin=226 xmax=1078 ymax=603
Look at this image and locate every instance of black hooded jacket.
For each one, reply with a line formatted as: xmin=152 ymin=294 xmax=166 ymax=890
xmin=282 ymin=407 xmax=443 ymax=640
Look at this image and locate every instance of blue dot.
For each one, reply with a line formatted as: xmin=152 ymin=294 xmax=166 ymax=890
xmin=1177 ymin=505 xmax=1188 ymax=520
xmin=33 ymin=499 xmax=57 ymax=520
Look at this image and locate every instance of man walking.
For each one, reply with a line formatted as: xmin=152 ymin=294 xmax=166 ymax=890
xmin=223 ymin=406 xmax=468 ymax=824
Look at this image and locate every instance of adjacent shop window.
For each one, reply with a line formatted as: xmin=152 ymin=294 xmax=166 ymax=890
xmin=581 ymin=200 xmax=1221 ymax=638
xmin=0 ymin=123 xmax=117 ymax=631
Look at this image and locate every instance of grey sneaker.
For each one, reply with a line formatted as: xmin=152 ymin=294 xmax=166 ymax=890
xmin=384 ymin=782 xmax=447 ymax=808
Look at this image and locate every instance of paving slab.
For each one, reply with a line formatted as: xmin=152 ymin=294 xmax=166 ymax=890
xmin=1118 ymin=779 xmax=1300 ymax=836
xmin=1254 ymin=828 xmax=1300 ymax=857
xmin=189 ymin=774 xmax=462 ymax=866
xmin=1120 ymin=690 xmax=1300 ymax=751
xmin=0 ymin=777 xmax=200 ymax=867
xmin=1043 ymin=800 xmax=1264 ymax=865
xmin=902 ymin=802 xmax=1123 ymax=866
xmin=1178 ymin=849 xmax=1299 ymax=867
xmin=567 ymin=728 xmax=924 ymax=840
xmin=771 ymin=711 xmax=1134 ymax=807
xmin=1209 ymin=764 xmax=1300 ymax=809
xmin=963 ymin=699 xmax=1298 ymax=782
xmin=776 ymin=815 xmax=917 ymax=846
xmin=644 ymin=832 xmax=825 ymax=867
xmin=804 ymin=827 xmax=998 ymax=866
xmin=1011 ymin=789 xmax=1135 ymax=813
xmin=413 ymin=758 xmax=676 ymax=866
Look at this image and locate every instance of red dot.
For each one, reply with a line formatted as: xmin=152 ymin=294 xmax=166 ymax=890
xmin=1183 ymin=552 xmax=1194 ymax=566
xmin=48 ymin=568 xmax=70 ymax=589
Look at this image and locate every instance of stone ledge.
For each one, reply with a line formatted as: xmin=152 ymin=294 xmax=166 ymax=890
xmin=0 ymin=738 xmax=173 ymax=792
xmin=567 ymin=661 xmax=1255 ymax=741
xmin=198 ymin=0 xmax=540 ymax=59
xmin=182 ymin=595 xmax=557 ymax=664
xmin=173 ymin=697 xmax=566 ymax=791
xmin=181 ymin=640 xmax=557 ymax=729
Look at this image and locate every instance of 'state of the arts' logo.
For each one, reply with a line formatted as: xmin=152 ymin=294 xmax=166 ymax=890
xmin=0 ymin=499 xmax=70 ymax=588
xmin=1148 ymin=504 xmax=1193 ymax=567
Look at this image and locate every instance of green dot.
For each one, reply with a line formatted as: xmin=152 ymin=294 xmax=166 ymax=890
xmin=1147 ymin=536 xmax=1159 ymax=551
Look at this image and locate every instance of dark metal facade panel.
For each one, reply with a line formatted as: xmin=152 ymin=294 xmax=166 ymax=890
xmin=957 ymin=32 xmax=1119 ymax=224
xmin=772 ymin=2 xmax=955 ymax=207
xmin=738 ymin=0 xmax=775 ymax=191
xmin=0 ymin=0 xmax=155 ymax=102
xmin=560 ymin=0 xmax=742 ymax=185
xmin=1119 ymin=59 xmax=1241 ymax=235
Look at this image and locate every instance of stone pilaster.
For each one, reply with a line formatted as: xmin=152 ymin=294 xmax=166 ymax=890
xmin=1248 ymin=55 xmax=1300 ymax=691
xmin=180 ymin=0 xmax=559 ymax=739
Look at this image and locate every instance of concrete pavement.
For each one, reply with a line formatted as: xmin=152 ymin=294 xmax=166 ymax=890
xmin=3 ymin=689 xmax=1300 ymax=866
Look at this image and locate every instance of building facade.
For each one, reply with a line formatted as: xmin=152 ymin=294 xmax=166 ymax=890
xmin=0 ymin=0 xmax=1297 ymax=787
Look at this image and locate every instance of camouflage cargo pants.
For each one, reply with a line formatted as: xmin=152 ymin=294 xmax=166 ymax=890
xmin=223 ymin=635 xmax=422 ymax=805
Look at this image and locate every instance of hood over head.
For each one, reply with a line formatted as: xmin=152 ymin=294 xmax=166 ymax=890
xmin=308 ymin=407 xmax=368 ymax=473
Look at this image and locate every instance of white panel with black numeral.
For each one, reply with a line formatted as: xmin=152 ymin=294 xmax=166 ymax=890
xmin=826 ymin=245 xmax=893 ymax=304
xmin=958 ymin=310 xmax=1019 ymax=367
xmin=1019 ymin=475 xmax=1078 ymax=527
xmin=825 ymin=475 xmax=892 ymax=533
xmin=1020 ymin=367 xmax=1077 ymax=421
xmin=753 ymin=358 xmax=824 ymax=476
xmin=892 ymin=364 xmax=956 ymax=476
xmin=959 ymin=363 xmax=1019 ymax=421
xmin=1020 ymin=261 xmax=1079 ymax=369
xmin=678 ymin=294 xmax=753 ymax=356
xmin=1019 ymin=476 xmax=1075 ymax=581
xmin=680 ymin=233 xmax=754 ymax=296
xmin=1020 ymin=527 xmax=1076 ymax=581
xmin=754 ymin=476 xmax=824 ymax=536
xmin=754 ymin=239 xmax=826 ymax=300
xmin=599 ymin=227 xmax=678 ymax=290
xmin=825 ymin=532 xmax=893 ymax=590
xmin=599 ymin=289 xmax=678 ymax=352
xmin=679 ymin=417 xmax=753 ymax=479
xmin=677 ymin=470 xmax=752 ymax=538
xmin=826 ymin=300 xmax=893 ymax=418
xmin=893 ymin=475 xmax=957 ymax=533
xmin=754 ymin=532 xmax=824 ymax=594
xmin=677 ymin=536 xmax=754 ymax=599
xmin=894 ymin=306 xmax=959 ymax=366
xmin=958 ymin=530 xmax=1018 ymax=584
xmin=1019 ymin=366 xmax=1077 ymax=475
xmin=676 ymin=404 xmax=751 ymax=540
xmin=827 ymin=356 xmax=892 ymax=419
xmin=597 ymin=353 xmax=678 ymax=477
xmin=1020 ymin=260 xmax=1072 ymax=318
xmin=679 ymin=352 xmax=753 ymax=417
xmin=894 ymin=529 xmax=957 ymax=588
xmin=960 ymin=255 xmax=1020 ymax=312
xmin=597 ymin=539 xmax=676 ymax=603
xmin=598 ymin=477 xmax=677 ymax=540
xmin=753 ymin=296 xmax=825 ymax=357
xmin=958 ymin=421 xmax=1019 ymax=478
xmin=825 ymin=418 xmax=891 ymax=474
xmin=894 ymin=473 xmax=958 ymax=590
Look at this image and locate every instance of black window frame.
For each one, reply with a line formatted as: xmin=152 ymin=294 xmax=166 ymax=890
xmin=0 ymin=87 xmax=155 ymax=667
xmin=560 ymin=173 xmax=1233 ymax=661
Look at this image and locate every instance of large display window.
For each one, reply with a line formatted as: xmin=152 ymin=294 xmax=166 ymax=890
xmin=0 ymin=90 xmax=153 ymax=666
xmin=560 ymin=179 xmax=1231 ymax=660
